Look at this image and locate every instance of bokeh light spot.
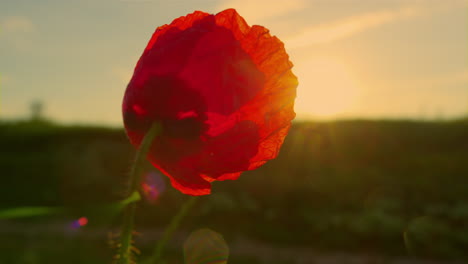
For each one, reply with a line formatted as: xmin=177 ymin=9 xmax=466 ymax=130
xmin=184 ymin=228 xmax=229 ymax=264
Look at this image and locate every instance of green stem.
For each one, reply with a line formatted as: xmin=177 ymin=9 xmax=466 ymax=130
xmin=144 ymin=196 xmax=198 ymax=264
xmin=117 ymin=123 xmax=161 ymax=264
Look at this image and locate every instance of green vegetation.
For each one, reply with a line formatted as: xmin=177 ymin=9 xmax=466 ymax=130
xmin=1 ymin=119 xmax=467 ymax=263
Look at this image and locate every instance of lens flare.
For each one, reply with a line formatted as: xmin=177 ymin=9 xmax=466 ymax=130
xmin=141 ymin=171 xmax=166 ymax=203
xmin=70 ymin=216 xmax=88 ymax=229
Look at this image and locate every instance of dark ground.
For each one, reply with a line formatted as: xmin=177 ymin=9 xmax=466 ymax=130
xmin=1 ymin=119 xmax=467 ymax=263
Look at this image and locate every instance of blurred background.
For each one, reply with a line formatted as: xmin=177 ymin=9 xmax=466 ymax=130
xmin=1 ymin=0 xmax=467 ymax=263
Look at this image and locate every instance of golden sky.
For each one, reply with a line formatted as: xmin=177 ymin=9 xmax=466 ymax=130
xmin=1 ymin=0 xmax=467 ymax=125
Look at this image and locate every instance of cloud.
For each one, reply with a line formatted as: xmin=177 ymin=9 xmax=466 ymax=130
xmin=0 ymin=16 xmax=37 ymax=52
xmin=285 ymin=0 xmax=468 ymax=49
xmin=286 ymin=6 xmax=421 ymax=49
xmin=215 ymin=0 xmax=306 ymax=23
xmin=406 ymin=69 xmax=468 ymax=88
xmin=1 ymin=74 xmax=12 ymax=86
xmin=1 ymin=16 xmax=35 ymax=33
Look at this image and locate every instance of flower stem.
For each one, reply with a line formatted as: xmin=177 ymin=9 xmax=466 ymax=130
xmin=144 ymin=195 xmax=198 ymax=264
xmin=117 ymin=123 xmax=161 ymax=264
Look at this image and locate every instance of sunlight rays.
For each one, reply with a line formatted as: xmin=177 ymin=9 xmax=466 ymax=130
xmin=295 ymin=57 xmax=360 ymax=119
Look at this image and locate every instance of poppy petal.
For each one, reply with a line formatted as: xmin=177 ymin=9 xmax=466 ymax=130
xmin=123 ymin=9 xmax=297 ymax=195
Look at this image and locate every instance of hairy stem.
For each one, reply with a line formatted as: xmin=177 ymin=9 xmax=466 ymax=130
xmin=117 ymin=123 xmax=161 ymax=264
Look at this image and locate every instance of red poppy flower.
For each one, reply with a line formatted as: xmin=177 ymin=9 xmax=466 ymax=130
xmin=123 ymin=9 xmax=297 ymax=195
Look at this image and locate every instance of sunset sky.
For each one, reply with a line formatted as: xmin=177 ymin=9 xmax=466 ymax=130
xmin=1 ymin=0 xmax=467 ymax=125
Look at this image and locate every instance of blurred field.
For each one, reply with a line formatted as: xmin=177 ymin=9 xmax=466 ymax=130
xmin=0 ymin=119 xmax=467 ymax=264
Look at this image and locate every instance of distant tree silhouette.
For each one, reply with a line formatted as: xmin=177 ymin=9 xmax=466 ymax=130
xmin=30 ymin=100 xmax=44 ymax=121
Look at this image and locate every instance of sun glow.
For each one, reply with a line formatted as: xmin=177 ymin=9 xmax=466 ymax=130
xmin=294 ymin=57 xmax=360 ymax=119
